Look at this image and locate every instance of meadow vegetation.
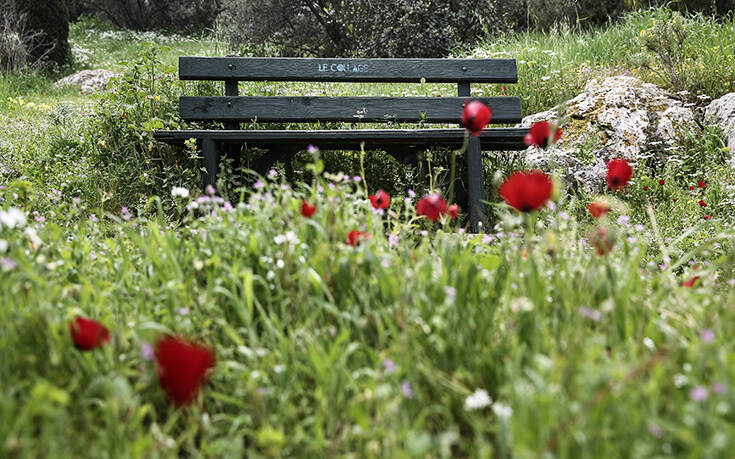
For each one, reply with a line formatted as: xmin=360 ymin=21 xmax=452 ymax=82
xmin=1 ymin=7 xmax=735 ymax=457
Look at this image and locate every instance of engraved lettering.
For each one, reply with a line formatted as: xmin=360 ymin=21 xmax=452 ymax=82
xmin=318 ymin=62 xmax=370 ymax=73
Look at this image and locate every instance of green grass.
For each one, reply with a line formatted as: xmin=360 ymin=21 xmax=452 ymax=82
xmin=469 ymin=8 xmax=735 ymax=114
xmin=1 ymin=169 xmax=734 ymax=457
xmin=1 ymin=7 xmax=735 ymax=457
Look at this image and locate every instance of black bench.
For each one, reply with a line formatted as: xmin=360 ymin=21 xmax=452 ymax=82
xmin=153 ymin=57 xmax=529 ymax=231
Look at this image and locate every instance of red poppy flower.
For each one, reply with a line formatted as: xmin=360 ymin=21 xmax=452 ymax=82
xmin=502 ymin=85 xmax=507 ymax=92
xmin=689 ymin=186 xmax=695 ymax=190
xmin=658 ymin=179 xmax=665 ymax=186
xmin=301 ymin=200 xmax=317 ymax=218
xmin=448 ymin=204 xmax=459 ymax=220
xmin=524 ymin=120 xmax=562 ymax=148
xmin=369 ymin=189 xmax=391 ymax=210
xmin=69 ymin=317 xmax=110 ymax=351
xmin=643 ymin=186 xmax=649 ymax=191
xmin=699 ymin=200 xmax=707 ymax=207
xmin=698 ymin=180 xmax=706 ymax=189
xmin=589 ymin=226 xmax=615 ymax=256
xmin=587 ymin=201 xmax=610 ymax=218
xmin=416 ymin=193 xmax=449 ymax=221
xmin=499 ymin=170 xmax=553 ymax=212
xmin=347 ymin=230 xmax=368 ymax=246
xmin=682 ymin=276 xmax=701 ymax=288
xmin=704 ymin=215 xmax=711 ymax=220
xmin=155 ymin=336 xmax=215 ymax=406
xmin=461 ymin=101 xmax=492 ymax=137
xmin=605 ymin=159 xmax=633 ymax=190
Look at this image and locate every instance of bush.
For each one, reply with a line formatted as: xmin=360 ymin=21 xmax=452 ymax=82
xmin=0 ymin=0 xmax=46 ymax=74
xmin=11 ymin=0 xmax=70 ymax=68
xmin=222 ymin=0 xmax=504 ymax=57
xmin=78 ymin=0 xmax=224 ymax=33
xmin=83 ymin=47 xmax=207 ymax=213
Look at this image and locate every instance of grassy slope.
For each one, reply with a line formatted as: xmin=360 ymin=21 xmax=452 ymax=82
xmin=0 ymin=8 xmax=734 ymax=458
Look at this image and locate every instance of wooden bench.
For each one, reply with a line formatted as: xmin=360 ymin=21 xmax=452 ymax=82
xmin=153 ymin=57 xmax=529 ymax=231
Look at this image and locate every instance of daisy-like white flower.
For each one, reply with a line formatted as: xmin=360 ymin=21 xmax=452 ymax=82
xmin=171 ymin=186 xmax=189 ymax=198
xmin=492 ymin=402 xmax=513 ymax=420
xmin=0 ymin=207 xmax=26 ymax=229
xmin=465 ymin=389 xmax=492 ymax=410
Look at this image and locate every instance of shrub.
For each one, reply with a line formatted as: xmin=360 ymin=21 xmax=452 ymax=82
xmin=525 ymin=0 xmax=630 ymax=30
xmin=83 ymin=47 xmax=207 ymax=213
xmin=12 ymin=0 xmax=70 ymax=68
xmin=78 ymin=0 xmax=224 ymax=33
xmin=0 ymin=0 xmax=47 ymax=74
xmin=222 ymin=0 xmax=503 ymax=57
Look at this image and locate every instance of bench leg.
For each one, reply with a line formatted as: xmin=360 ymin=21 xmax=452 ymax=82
xmin=202 ymin=137 xmax=218 ymax=189
xmin=467 ymin=137 xmax=486 ymax=233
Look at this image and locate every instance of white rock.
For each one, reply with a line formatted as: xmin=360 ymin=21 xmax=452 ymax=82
xmin=54 ymin=69 xmax=116 ymax=94
xmin=519 ymin=76 xmax=699 ymax=192
xmin=704 ymin=92 xmax=735 ymax=166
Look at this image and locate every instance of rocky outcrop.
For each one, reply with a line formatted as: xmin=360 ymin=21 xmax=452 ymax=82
xmin=54 ymin=69 xmax=116 ymax=94
xmin=520 ymin=76 xmax=699 ymax=192
xmin=704 ymin=92 xmax=735 ymax=166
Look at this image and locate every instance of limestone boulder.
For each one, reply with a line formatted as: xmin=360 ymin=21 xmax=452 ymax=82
xmin=704 ymin=92 xmax=735 ymax=167
xmin=519 ymin=76 xmax=699 ymax=193
xmin=54 ymin=69 xmax=117 ymax=94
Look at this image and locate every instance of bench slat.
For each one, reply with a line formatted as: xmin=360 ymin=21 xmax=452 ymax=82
xmin=179 ymin=57 xmax=518 ymax=83
xmin=180 ymin=96 xmax=521 ymax=124
xmin=153 ymin=128 xmax=530 ymax=150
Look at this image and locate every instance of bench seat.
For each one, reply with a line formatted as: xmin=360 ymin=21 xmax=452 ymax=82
xmin=153 ymin=128 xmax=529 ymax=150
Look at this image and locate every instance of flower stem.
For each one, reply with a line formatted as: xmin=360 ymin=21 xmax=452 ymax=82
xmin=448 ymin=131 xmax=469 ymax=204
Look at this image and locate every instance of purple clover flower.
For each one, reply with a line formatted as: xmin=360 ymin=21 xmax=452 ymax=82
xmin=690 ymin=386 xmax=709 ymax=402
xmin=1 ymin=257 xmax=17 ymax=270
xmin=700 ymin=328 xmax=715 ymax=343
xmin=140 ymin=342 xmax=154 ymax=362
xmin=401 ymin=380 xmax=414 ymax=398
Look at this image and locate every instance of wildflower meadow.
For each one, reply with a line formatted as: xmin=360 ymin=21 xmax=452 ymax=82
xmin=1 ymin=6 xmax=735 ymax=458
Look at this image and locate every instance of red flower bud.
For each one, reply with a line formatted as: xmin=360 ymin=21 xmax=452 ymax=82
xmin=416 ymin=194 xmax=449 ymax=221
xmin=69 ymin=317 xmax=110 ymax=351
xmin=368 ymin=189 xmax=391 ymax=210
xmin=461 ymin=101 xmax=492 ymax=136
xmin=606 ymin=159 xmax=633 ymax=191
xmin=448 ymin=204 xmax=459 ymax=220
xmin=587 ymin=201 xmax=610 ymax=218
xmin=155 ymin=336 xmax=215 ymax=406
xmin=301 ymin=200 xmax=317 ymax=218
xmin=524 ymin=120 xmax=562 ymax=148
xmin=499 ymin=170 xmax=553 ymax=212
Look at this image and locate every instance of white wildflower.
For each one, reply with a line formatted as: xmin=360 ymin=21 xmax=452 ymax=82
xmin=0 ymin=207 xmax=26 ymax=229
xmin=285 ymin=231 xmax=299 ymax=244
xmin=465 ymin=389 xmax=492 ymax=411
xmin=171 ymin=186 xmax=189 ymax=198
xmin=492 ymin=402 xmax=513 ymax=420
xmin=25 ymin=227 xmax=42 ymax=246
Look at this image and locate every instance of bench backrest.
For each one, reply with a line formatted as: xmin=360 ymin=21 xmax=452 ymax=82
xmin=179 ymin=57 xmax=521 ymax=125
